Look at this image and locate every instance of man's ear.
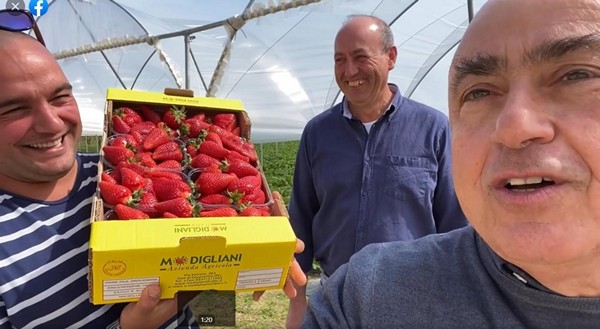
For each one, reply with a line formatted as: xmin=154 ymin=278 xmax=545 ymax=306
xmin=388 ymin=45 xmax=398 ymax=70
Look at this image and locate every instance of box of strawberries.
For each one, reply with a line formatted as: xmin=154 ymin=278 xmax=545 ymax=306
xmin=88 ymin=88 xmax=297 ymax=305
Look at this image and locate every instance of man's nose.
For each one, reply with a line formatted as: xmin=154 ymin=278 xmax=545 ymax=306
xmin=33 ymin=103 xmax=64 ymax=133
xmin=490 ymin=86 xmax=555 ymax=149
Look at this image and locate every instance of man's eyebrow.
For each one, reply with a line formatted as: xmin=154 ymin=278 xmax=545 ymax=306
xmin=0 ymin=83 xmax=73 ymax=109
xmin=55 ymin=83 xmax=73 ymax=94
xmin=526 ymin=33 xmax=600 ymax=64
xmin=449 ymin=34 xmax=600 ymax=94
xmin=449 ymin=53 xmax=504 ymax=95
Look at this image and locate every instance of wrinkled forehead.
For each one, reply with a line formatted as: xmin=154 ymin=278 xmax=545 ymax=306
xmin=450 ymin=0 xmax=600 ymax=82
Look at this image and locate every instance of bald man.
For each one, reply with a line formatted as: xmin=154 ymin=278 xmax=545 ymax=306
xmin=287 ymin=14 xmax=466 ymax=328
xmin=302 ymin=1 xmax=600 ymax=327
xmin=0 ymin=29 xmax=203 ymax=328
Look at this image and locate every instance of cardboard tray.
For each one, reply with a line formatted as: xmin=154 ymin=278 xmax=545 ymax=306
xmin=88 ymin=88 xmax=296 ymax=305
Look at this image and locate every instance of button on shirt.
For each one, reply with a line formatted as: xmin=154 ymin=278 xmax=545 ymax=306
xmin=289 ymin=84 xmax=467 ymax=276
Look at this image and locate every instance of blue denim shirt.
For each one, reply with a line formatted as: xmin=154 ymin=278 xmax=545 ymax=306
xmin=289 ymin=84 xmax=467 ymax=275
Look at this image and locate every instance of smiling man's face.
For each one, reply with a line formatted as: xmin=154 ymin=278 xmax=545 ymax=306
xmin=448 ymin=0 xmax=600 ymax=268
xmin=0 ymin=31 xmax=81 ymax=185
xmin=334 ymin=16 xmax=395 ymax=111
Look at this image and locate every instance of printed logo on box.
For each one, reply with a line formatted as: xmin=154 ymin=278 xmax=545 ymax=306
xmin=160 ymin=253 xmax=243 ymax=271
xmin=103 ymin=260 xmax=127 ymax=276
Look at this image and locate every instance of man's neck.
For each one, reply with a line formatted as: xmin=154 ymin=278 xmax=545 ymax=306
xmin=348 ymin=87 xmax=394 ymax=123
xmin=0 ymin=165 xmax=78 ymax=202
xmin=516 ymin=258 xmax=600 ymax=297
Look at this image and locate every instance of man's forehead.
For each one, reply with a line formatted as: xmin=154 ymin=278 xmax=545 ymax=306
xmin=451 ymin=0 xmax=600 ymax=71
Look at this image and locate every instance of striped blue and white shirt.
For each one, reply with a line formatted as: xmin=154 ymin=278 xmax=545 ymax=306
xmin=0 ymin=153 xmax=197 ymax=329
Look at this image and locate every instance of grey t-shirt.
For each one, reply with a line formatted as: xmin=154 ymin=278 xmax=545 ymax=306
xmin=303 ymin=226 xmax=600 ymax=328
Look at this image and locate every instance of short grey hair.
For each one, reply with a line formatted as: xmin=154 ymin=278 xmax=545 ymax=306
xmin=343 ymin=14 xmax=394 ymax=51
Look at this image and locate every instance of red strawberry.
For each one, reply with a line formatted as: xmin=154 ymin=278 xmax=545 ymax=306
xmin=188 ymin=113 xmax=206 ymax=122
xmin=99 ymin=181 xmax=134 ymax=206
xmin=227 ymin=175 xmax=262 ymax=196
xmin=200 ymin=207 xmax=238 ymax=217
xmin=222 ymin=158 xmax=259 ymax=177
xmin=102 ymin=145 xmax=135 ymax=167
xmin=225 ymin=150 xmax=250 ymax=163
xmin=208 ymin=124 xmax=236 ymax=141
xmin=137 ymin=104 xmax=162 ymax=124
xmin=241 ymin=187 xmax=267 ymax=205
xmin=119 ymin=167 xmax=145 ymax=192
xmin=138 ymin=193 xmax=159 ymax=217
xmin=111 ymin=115 xmax=131 ymax=134
xmin=156 ymin=159 xmax=183 ymax=171
xmin=196 ymin=172 xmax=237 ymax=195
xmin=185 ymin=139 xmax=201 ymax=158
xmin=152 ymin=141 xmax=183 ymax=162
xmin=180 ymin=118 xmax=210 ymax=138
xmin=213 ymin=113 xmax=237 ymax=131
xmin=142 ymin=123 xmax=172 ymax=151
xmin=198 ymin=193 xmax=235 ymax=205
xmin=141 ymin=178 xmax=154 ymax=194
xmin=162 ymin=105 xmax=187 ymax=130
xmin=162 ymin=212 xmax=180 ymax=218
xmin=239 ymin=206 xmax=270 ymax=217
xmin=231 ymin=126 xmax=241 ymax=137
xmin=129 ymin=121 xmax=156 ymax=135
xmin=115 ymin=107 xmax=143 ymax=127
xmin=109 ymin=134 xmax=137 ymax=151
xmin=115 ymin=204 xmax=149 ymax=220
xmin=155 ymin=197 xmax=198 ymax=218
xmin=130 ymin=130 xmax=145 ymax=146
xmin=199 ymin=140 xmax=230 ymax=160
xmin=116 ymin=161 xmax=146 ymax=177
xmin=223 ymin=138 xmax=258 ymax=163
xmin=152 ymin=177 xmax=192 ymax=201
xmin=190 ymin=153 xmax=220 ymax=170
xmin=135 ymin=152 xmax=157 ymax=168
xmin=204 ymin=132 xmax=223 ymax=147
xmin=145 ymin=170 xmax=185 ymax=181
xmin=101 ymin=171 xmax=118 ymax=185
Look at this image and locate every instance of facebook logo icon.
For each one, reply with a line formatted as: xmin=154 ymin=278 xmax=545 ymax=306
xmin=28 ymin=0 xmax=48 ymax=17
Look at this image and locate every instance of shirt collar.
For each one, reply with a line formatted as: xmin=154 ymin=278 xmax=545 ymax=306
xmin=341 ymin=84 xmax=401 ymax=120
xmin=477 ymin=233 xmax=556 ymax=294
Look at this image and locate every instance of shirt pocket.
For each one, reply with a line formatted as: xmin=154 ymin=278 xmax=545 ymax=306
xmin=383 ymin=155 xmax=436 ymax=201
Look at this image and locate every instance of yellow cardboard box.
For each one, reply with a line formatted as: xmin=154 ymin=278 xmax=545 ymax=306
xmin=88 ymin=88 xmax=296 ymax=305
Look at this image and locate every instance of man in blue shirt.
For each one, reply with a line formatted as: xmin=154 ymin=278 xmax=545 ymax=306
xmin=286 ymin=14 xmax=467 ymax=328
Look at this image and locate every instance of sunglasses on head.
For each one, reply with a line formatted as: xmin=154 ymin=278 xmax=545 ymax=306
xmin=0 ymin=9 xmax=45 ymax=46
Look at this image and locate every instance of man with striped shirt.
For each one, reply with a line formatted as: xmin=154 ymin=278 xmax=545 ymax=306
xmin=0 ymin=29 xmax=196 ymax=328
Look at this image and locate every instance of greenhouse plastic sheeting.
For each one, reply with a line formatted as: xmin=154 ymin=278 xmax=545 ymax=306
xmin=37 ymin=0 xmax=487 ymax=142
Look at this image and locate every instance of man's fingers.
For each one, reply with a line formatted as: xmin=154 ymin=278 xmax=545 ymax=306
xmin=295 ymin=238 xmax=305 ymax=253
xmin=253 ymin=290 xmax=265 ymax=301
xmin=283 ymin=279 xmax=298 ymax=298
xmin=134 ymin=284 xmax=162 ymax=311
xmin=120 ymin=284 xmax=179 ymax=329
xmin=289 ymin=260 xmax=307 ymax=286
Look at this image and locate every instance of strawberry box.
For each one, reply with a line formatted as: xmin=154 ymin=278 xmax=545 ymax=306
xmin=88 ymin=88 xmax=296 ymax=305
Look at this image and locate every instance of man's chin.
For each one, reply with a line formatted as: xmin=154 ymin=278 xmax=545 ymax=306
xmin=31 ymin=158 xmax=78 ymax=181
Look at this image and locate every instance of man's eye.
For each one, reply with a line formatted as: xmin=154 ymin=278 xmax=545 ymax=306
xmin=563 ymin=70 xmax=591 ymax=81
xmin=0 ymin=107 xmax=25 ymax=116
xmin=355 ymin=55 xmax=368 ymax=62
xmin=52 ymin=94 xmax=73 ymax=105
xmin=463 ymin=89 xmax=490 ymax=102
